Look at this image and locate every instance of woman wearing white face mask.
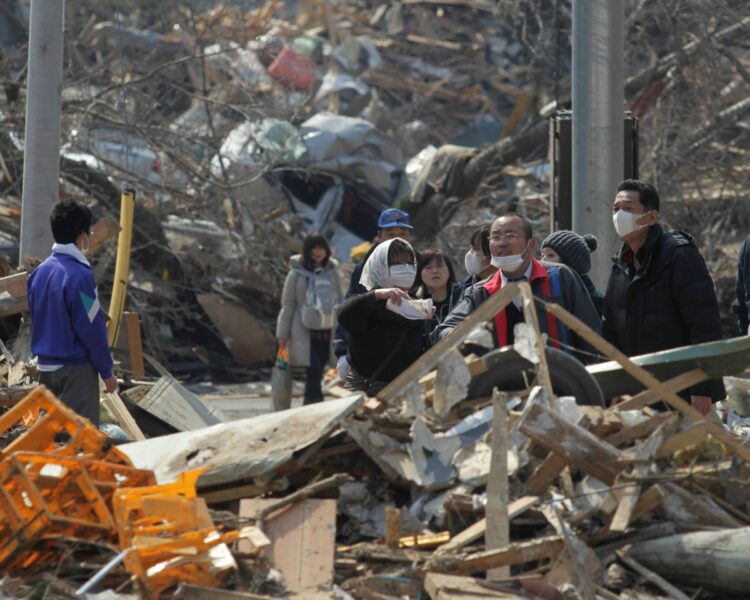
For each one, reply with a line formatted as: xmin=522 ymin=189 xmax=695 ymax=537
xmin=450 ymin=225 xmax=497 ymax=311
xmin=337 ymin=238 xmax=431 ymax=395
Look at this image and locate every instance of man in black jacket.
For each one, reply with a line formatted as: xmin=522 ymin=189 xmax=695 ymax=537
xmin=733 ymin=235 xmax=750 ymax=336
xmin=603 ymin=179 xmax=725 ymax=415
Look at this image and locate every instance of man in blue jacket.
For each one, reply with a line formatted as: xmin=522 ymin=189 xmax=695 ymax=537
xmin=27 ymin=200 xmax=117 ymax=425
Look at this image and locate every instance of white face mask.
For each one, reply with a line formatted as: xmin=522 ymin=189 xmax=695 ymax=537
xmin=464 ymin=251 xmax=485 ymax=276
xmin=490 ymin=242 xmax=529 ymax=273
xmin=388 ymin=264 xmax=416 ymax=289
xmin=613 ymin=209 xmax=646 ymax=238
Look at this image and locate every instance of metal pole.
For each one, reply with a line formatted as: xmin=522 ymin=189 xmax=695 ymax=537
xmin=572 ymin=0 xmax=624 ymax=289
xmin=19 ymin=0 xmax=65 ymax=265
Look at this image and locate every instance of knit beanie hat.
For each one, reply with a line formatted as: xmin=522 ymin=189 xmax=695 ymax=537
xmin=541 ymin=230 xmax=597 ymax=275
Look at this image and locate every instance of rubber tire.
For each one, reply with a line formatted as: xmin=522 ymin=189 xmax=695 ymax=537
xmin=467 ymin=346 xmax=605 ymax=406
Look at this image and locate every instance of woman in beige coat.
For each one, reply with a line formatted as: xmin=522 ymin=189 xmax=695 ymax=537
xmin=276 ymin=233 xmax=341 ymax=405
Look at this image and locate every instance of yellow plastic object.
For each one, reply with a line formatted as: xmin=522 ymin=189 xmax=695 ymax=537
xmin=107 ymin=189 xmax=136 ymax=346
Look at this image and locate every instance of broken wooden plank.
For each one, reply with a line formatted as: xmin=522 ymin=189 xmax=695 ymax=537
xmin=435 ymin=496 xmax=539 ymax=555
xmin=123 ymin=312 xmax=145 ymax=376
xmin=613 ymin=368 xmax=707 ymax=411
xmin=525 ymin=452 xmax=568 ymax=495
xmin=518 ymin=282 xmax=555 ymax=402
xmin=101 ymin=391 xmax=146 ymax=441
xmin=385 ymin=506 xmax=400 ymax=548
xmin=605 ymin=412 xmax=671 ymax=447
xmin=630 ymin=484 xmax=667 ymax=524
xmin=252 ymin=473 xmax=353 ymax=522
xmin=609 ymin=417 xmax=676 ymax=533
xmin=450 ymin=536 xmax=564 ymax=575
xmin=486 ymin=390 xmax=509 ymax=580
xmin=377 ymin=283 xmax=519 ymax=404
xmin=545 ymin=302 xmax=750 ymax=465
xmin=518 ymin=402 xmax=622 ymax=484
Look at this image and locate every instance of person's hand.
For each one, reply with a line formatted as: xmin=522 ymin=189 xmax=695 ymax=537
xmin=278 ymin=338 xmax=288 ymax=350
xmin=691 ymin=395 xmax=712 ymax=417
xmin=374 ymin=288 xmax=409 ymax=304
xmin=747 ymin=323 xmax=750 ymax=336
xmin=337 ymin=356 xmax=350 ymax=380
xmin=103 ymin=376 xmax=118 ymax=394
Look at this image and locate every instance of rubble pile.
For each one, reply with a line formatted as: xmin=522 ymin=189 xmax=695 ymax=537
xmin=1 ymin=284 xmax=746 ymax=598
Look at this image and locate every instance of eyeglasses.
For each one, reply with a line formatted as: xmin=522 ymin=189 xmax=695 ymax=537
xmin=489 ymin=232 xmax=522 ymax=242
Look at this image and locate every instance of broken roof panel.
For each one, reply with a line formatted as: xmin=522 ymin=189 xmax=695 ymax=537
xmin=120 ymin=395 xmax=363 ymax=487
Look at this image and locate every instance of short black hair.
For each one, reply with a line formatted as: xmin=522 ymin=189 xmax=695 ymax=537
xmin=302 ymin=232 xmax=331 ymax=268
xmin=617 ymin=179 xmax=660 ymax=211
xmin=470 ymin=224 xmax=491 ymax=257
xmin=415 ymin=249 xmax=457 ymax=290
xmin=494 ymin=214 xmax=533 ymax=240
xmin=50 ymin=200 xmax=94 ymax=244
xmin=387 ymin=238 xmax=416 ymax=266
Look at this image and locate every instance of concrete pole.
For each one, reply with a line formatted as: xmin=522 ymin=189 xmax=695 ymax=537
xmin=19 ymin=0 xmax=65 ymax=264
xmin=572 ymin=0 xmax=624 ymax=289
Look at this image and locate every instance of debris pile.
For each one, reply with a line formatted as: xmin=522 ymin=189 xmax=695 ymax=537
xmin=16 ymin=282 xmax=740 ymax=599
xmin=0 ymin=387 xmax=268 ymax=598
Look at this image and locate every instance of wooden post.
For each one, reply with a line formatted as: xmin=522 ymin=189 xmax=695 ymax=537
xmin=518 ymin=282 xmax=555 ymax=403
xmin=544 ymin=301 xmax=750 ymax=465
xmin=486 ymin=389 xmax=509 ymax=580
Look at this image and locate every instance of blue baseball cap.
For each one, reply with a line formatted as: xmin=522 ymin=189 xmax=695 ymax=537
xmin=378 ymin=208 xmax=413 ymax=230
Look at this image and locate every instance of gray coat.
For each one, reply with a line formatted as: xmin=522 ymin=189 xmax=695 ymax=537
xmin=275 ymin=254 xmax=342 ymax=367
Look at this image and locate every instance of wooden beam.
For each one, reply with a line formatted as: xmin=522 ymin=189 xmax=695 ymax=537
xmin=544 ymin=301 xmax=750 ymax=465
xmin=486 ymin=390 xmax=509 ymax=580
xmin=436 ymin=496 xmax=539 ymax=555
xmin=605 ymin=413 xmax=671 ymax=447
xmin=518 ymin=282 xmax=555 ymax=402
xmin=518 ymin=402 xmax=623 ymax=484
xmin=609 ymin=417 xmax=676 ymax=533
xmin=101 ymin=391 xmax=146 ymax=441
xmin=377 ymin=283 xmax=520 ymax=404
xmin=613 ymin=368 xmax=707 ymax=411
xmin=449 ymin=536 xmax=564 ymax=575
xmin=0 ymin=271 xmax=28 ymax=318
xmin=124 ymin=312 xmax=145 ymax=376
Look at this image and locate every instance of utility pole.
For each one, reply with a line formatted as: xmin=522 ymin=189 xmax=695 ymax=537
xmin=19 ymin=0 xmax=65 ymax=265
xmin=572 ymin=0 xmax=624 ymax=288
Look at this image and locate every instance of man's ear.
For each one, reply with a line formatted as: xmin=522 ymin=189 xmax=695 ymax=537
xmin=527 ymin=238 xmax=537 ymax=253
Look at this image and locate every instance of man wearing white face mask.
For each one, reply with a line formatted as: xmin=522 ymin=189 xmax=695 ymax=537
xmin=603 ymin=179 xmax=725 ymax=416
xmin=435 ymin=215 xmax=601 ymax=363
xmin=337 ymin=238 xmax=431 ymax=395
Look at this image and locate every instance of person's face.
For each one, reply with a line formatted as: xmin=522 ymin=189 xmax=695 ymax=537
xmin=613 ymin=189 xmax=648 ymax=216
xmin=489 ymin=216 xmax=532 ymax=257
xmin=541 ymin=248 xmax=561 ymax=263
xmin=421 ymin=258 xmax=449 ymax=290
xmin=469 ymin=245 xmax=491 ymax=268
xmin=311 ymin=245 xmax=327 ymax=264
xmin=379 ymin=227 xmax=412 ymax=242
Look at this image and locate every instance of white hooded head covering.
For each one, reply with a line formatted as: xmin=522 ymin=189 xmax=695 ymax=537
xmin=359 ymin=238 xmax=415 ymax=291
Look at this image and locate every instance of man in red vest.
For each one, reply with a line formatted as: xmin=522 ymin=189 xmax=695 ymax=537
xmin=434 ymin=214 xmax=601 ymax=363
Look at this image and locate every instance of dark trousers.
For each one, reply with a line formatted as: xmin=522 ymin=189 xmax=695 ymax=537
xmin=305 ymin=335 xmax=330 ymax=404
xmin=39 ymin=364 xmax=100 ymax=426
